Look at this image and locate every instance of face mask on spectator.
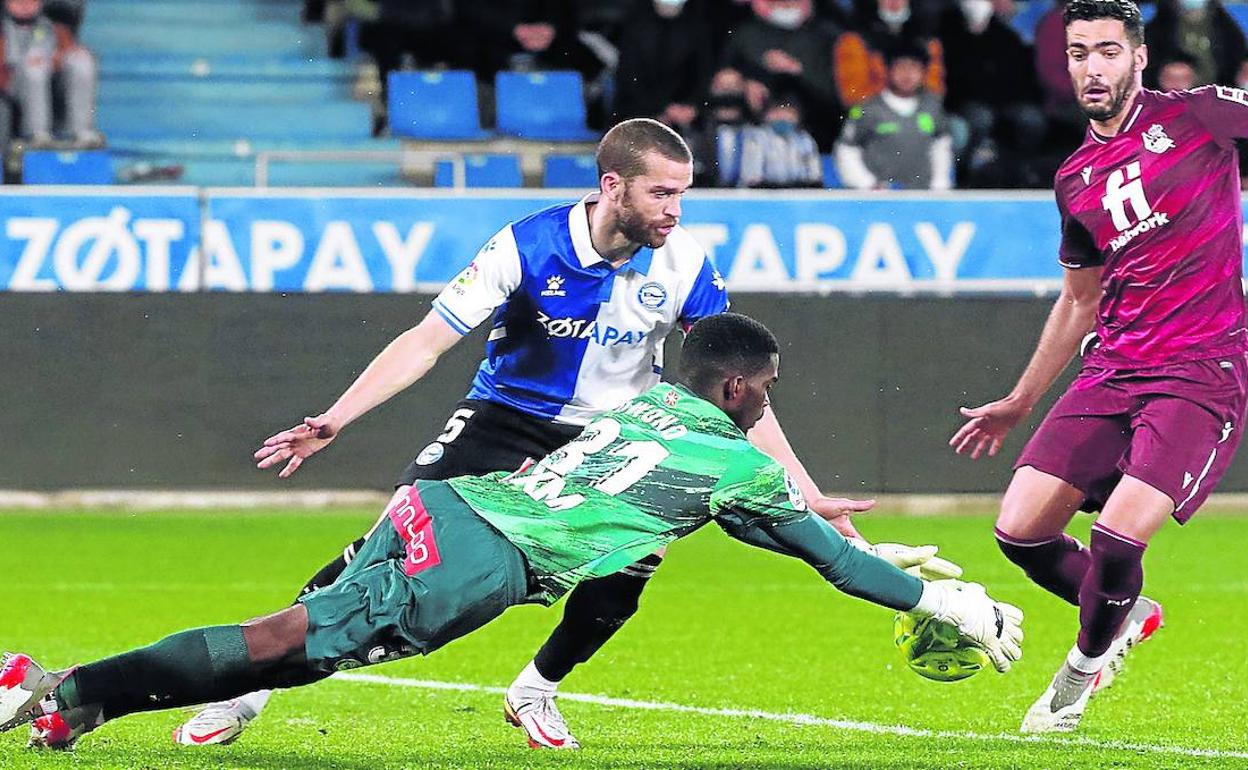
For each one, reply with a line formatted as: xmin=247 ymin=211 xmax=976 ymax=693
xmin=654 ymin=0 xmax=687 ymax=17
xmin=767 ymin=7 xmax=808 ymax=29
xmin=710 ymin=92 xmax=749 ymax=124
xmin=960 ymin=0 xmax=993 ymax=29
xmin=768 ymin=119 xmax=797 ymax=135
xmin=879 ymin=5 xmax=911 ymax=26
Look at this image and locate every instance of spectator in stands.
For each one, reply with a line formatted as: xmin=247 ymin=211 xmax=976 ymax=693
xmin=458 ymin=0 xmax=614 ymax=127
xmin=834 ymin=0 xmax=944 ymax=108
xmin=716 ymin=0 xmax=843 ymax=149
xmin=1144 ymin=0 xmax=1246 ymax=88
xmin=1033 ymin=1 xmax=1076 ymax=119
xmin=0 ymin=0 xmax=100 ymax=150
xmin=938 ymin=0 xmax=1046 ymax=186
xmin=41 ymin=0 xmax=79 ymax=31
xmin=1157 ymin=53 xmax=1200 ymax=91
xmin=835 ymin=43 xmax=952 ymax=190
xmin=612 ymin=0 xmax=714 ymax=133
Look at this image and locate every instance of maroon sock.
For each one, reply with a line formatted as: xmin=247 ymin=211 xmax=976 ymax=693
xmin=995 ymin=528 xmax=1090 ymax=605
xmin=1076 ymin=524 xmax=1145 ymax=658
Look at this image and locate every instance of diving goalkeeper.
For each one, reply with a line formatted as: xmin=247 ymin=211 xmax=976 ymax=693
xmin=0 ymin=313 xmax=1023 ymax=749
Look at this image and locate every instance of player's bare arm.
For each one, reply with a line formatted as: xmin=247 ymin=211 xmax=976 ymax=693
xmin=951 ymin=265 xmax=1103 ymax=459
xmin=255 ymin=311 xmax=463 ymax=478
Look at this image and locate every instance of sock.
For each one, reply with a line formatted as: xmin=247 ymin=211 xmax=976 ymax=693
xmin=233 ymin=689 xmax=272 ymax=718
xmin=54 ymin=625 xmax=322 ymax=722
xmin=1076 ymin=524 xmax=1145 ymax=660
xmin=996 ymin=528 xmax=1090 ymax=605
xmin=531 ymin=555 xmax=660 ymax=682
xmin=298 ymin=536 xmax=367 ymax=598
xmin=1066 ymin=643 xmax=1112 ymax=676
xmin=509 ymin=661 xmax=559 ymax=698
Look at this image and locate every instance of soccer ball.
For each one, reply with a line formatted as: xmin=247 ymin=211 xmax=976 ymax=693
xmin=893 ymin=612 xmax=989 ymax=682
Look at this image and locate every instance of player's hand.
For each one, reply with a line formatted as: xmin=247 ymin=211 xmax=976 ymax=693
xmin=948 ymin=396 xmax=1032 ymax=460
xmin=847 ymin=539 xmax=964 ymax=580
xmin=807 ymin=496 xmax=875 ymax=538
xmin=916 ymin=580 xmax=1024 ymax=673
xmin=254 ymin=414 xmax=339 ymax=478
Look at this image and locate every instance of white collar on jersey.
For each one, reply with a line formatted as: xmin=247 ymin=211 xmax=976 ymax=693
xmin=568 ymin=193 xmax=654 ymax=275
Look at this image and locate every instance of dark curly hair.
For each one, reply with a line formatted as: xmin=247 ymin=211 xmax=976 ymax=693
xmin=1062 ymin=0 xmax=1145 ymax=47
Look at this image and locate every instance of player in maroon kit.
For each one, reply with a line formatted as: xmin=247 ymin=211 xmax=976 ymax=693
xmin=949 ymin=0 xmax=1248 ymax=734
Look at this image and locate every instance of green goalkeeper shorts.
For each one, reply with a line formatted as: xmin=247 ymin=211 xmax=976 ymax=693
xmin=299 ymin=480 xmax=532 ymax=673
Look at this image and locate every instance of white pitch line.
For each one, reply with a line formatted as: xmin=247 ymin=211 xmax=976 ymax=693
xmin=333 ymin=672 xmax=1248 ymax=761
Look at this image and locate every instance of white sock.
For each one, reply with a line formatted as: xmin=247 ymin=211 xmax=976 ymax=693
xmin=1066 ymin=645 xmax=1111 ymax=676
xmin=233 ymin=689 xmax=272 ymax=719
xmin=508 ymin=661 xmax=560 ymax=698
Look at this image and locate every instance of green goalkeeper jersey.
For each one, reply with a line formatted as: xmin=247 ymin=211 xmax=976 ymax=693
xmin=448 ymin=383 xmax=922 ymax=610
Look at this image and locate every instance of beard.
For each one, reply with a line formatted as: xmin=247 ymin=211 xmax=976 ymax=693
xmin=1078 ymin=68 xmax=1136 ymax=122
xmin=618 ymin=191 xmax=671 ymax=249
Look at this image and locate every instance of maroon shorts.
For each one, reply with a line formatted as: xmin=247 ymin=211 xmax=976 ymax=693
xmin=1015 ymin=354 xmax=1248 ymax=523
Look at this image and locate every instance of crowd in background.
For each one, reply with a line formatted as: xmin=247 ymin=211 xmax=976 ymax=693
xmin=1 ymin=0 xmax=1246 ymax=188
xmin=312 ymin=0 xmax=1248 ymax=190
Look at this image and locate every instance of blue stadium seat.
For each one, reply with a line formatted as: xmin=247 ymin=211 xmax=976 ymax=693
xmin=1009 ymin=0 xmax=1053 ymax=44
xmin=388 ymin=71 xmax=487 ymax=140
xmin=821 ymin=154 xmax=842 ymax=189
xmin=1228 ymin=4 xmax=1248 ymax=35
xmin=543 ymin=154 xmax=598 ymax=188
xmin=434 ymin=154 xmax=523 ymax=187
xmin=23 ymin=150 xmax=114 ymax=184
xmin=495 ymin=71 xmax=597 ymax=141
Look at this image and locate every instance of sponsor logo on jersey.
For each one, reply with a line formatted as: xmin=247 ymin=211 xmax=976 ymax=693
xmin=711 ymin=270 xmax=726 ymax=291
xmin=1214 ymin=85 xmax=1248 ymax=107
xmin=784 ymin=472 xmax=807 ymax=511
xmin=1102 ymin=161 xmax=1170 ymax=251
xmin=541 ymin=274 xmax=567 ymax=297
xmin=663 ymin=389 xmax=680 ymax=407
xmin=536 ymin=311 xmax=650 ymax=346
xmin=415 ymin=441 xmax=444 ymax=466
xmin=1142 ymin=124 xmax=1175 ymax=154
xmin=638 ymin=281 xmax=668 ymax=309
xmin=450 ymin=261 xmax=480 ymax=296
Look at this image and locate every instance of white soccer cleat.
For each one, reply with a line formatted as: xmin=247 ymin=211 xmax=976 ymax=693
xmin=504 ymin=691 xmax=581 ymax=750
xmin=1092 ymin=596 xmax=1164 ymax=695
xmin=173 ymin=699 xmax=255 ymax=746
xmin=0 ymin=653 xmax=58 ymax=732
xmin=1020 ymin=662 xmax=1097 ymax=733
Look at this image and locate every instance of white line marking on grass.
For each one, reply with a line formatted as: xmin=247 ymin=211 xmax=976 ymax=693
xmin=333 ymin=672 xmax=1248 ymax=761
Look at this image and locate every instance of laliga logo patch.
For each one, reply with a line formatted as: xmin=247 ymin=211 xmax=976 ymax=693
xmin=1142 ymin=124 xmax=1174 ymax=154
xmin=541 ymin=274 xmax=567 ymax=297
xmin=663 ymin=389 xmax=680 ymax=407
xmin=451 ymin=261 xmax=480 ymax=296
xmin=415 ymin=442 xmax=445 ymax=466
xmin=784 ymin=472 xmax=807 ymax=511
xmin=638 ymin=281 xmax=668 ymax=309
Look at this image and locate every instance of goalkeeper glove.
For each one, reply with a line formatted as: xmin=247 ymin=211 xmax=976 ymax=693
xmin=911 ymin=579 xmax=1024 ymax=673
xmin=848 ymin=538 xmax=964 ymax=580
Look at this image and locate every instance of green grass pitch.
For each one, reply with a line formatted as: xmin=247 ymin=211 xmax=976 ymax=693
xmin=1 ymin=507 xmax=1246 ymax=769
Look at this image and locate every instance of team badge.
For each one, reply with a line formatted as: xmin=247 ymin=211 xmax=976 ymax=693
xmin=663 ymin=389 xmax=680 ymax=407
xmin=415 ymin=442 xmax=445 ymax=466
xmin=783 ymin=472 xmax=807 ymax=511
xmin=638 ymin=281 xmax=668 ymax=309
xmin=541 ymin=274 xmax=567 ymax=297
xmin=1142 ymin=124 xmax=1174 ymax=154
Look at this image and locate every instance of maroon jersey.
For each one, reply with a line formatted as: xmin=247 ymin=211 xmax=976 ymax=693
xmin=1055 ymin=86 xmax=1248 ymax=369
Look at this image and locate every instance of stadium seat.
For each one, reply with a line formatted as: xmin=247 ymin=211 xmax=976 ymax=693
xmin=1228 ymin=4 xmax=1248 ymax=35
xmin=495 ymin=71 xmax=597 ymax=141
xmin=388 ymin=71 xmax=487 ymax=140
xmin=1009 ymin=0 xmax=1053 ymax=44
xmin=434 ymin=154 xmax=523 ymax=188
xmin=821 ymin=154 xmax=842 ymax=189
xmin=22 ymin=150 xmax=114 ymax=185
xmin=543 ymin=154 xmax=598 ymax=188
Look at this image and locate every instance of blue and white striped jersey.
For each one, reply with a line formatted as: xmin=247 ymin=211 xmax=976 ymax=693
xmin=432 ymin=194 xmax=729 ymax=425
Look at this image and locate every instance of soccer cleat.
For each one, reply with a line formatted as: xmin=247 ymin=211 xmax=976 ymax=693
xmin=1020 ymin=661 xmax=1097 ymax=733
xmin=503 ymin=691 xmax=581 ymax=750
xmin=173 ymin=699 xmax=255 ymax=746
xmin=0 ymin=653 xmax=59 ymax=732
xmin=28 ymin=704 xmax=100 ymax=751
xmin=1092 ymin=596 xmax=1164 ymax=695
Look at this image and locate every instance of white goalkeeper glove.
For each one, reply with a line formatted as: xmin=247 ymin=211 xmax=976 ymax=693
xmin=911 ymin=579 xmax=1024 ymax=673
xmin=848 ymin=538 xmax=964 ymax=580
